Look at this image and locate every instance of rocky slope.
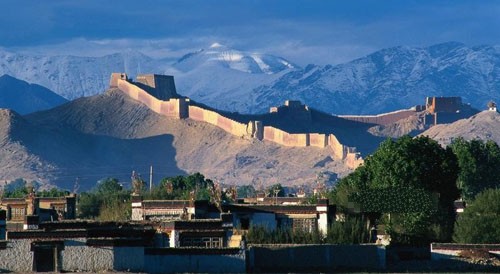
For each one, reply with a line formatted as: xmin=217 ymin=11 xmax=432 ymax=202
xmin=420 ymin=110 xmax=500 ymax=146
xmin=0 ymin=75 xmax=67 ymax=114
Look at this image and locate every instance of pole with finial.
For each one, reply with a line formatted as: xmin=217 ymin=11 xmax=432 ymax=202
xmin=149 ymin=165 xmax=153 ymax=193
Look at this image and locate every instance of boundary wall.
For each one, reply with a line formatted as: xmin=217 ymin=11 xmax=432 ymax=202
xmin=431 ymin=243 xmax=500 ymax=261
xmin=188 ymin=105 xmax=250 ymax=138
xmin=113 ymin=74 xmax=362 ymax=165
xmin=117 ymin=79 xmax=188 ymax=119
xmin=339 ymin=109 xmax=417 ymax=125
xmin=247 ymin=244 xmax=386 ymax=272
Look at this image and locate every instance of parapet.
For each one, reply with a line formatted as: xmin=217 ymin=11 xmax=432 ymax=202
xmin=110 ymin=73 xmax=128 ymax=88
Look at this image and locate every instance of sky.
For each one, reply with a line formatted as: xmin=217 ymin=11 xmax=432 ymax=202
xmin=1 ymin=0 xmax=499 ymax=65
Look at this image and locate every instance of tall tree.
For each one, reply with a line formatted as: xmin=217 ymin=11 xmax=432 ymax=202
xmin=332 ymin=136 xmax=459 ymax=242
xmin=450 ymin=138 xmax=500 ymax=201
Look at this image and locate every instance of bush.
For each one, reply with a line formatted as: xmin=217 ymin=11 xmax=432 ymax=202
xmin=453 ymin=189 xmax=500 ymax=244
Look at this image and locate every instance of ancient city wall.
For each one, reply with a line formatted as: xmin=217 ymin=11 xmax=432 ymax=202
xmin=188 ymin=105 xmax=249 ymax=138
xmin=114 ymin=74 xmax=361 ymax=164
xmin=309 ymin=133 xmax=328 ymax=148
xmin=117 ymin=79 xmax=188 ymax=119
xmin=328 ymin=134 xmax=348 ymax=159
xmin=339 ymin=109 xmax=416 ymax=125
xmin=263 ymin=126 xmax=309 ymax=147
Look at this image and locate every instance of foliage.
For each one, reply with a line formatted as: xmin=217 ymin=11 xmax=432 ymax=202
xmin=144 ymin=173 xmax=213 ymax=201
xmin=3 ymin=185 xmax=28 ymax=198
xmin=77 ymin=178 xmax=131 ymax=220
xmin=245 ymin=226 xmax=322 ymax=244
xmin=453 ymin=189 xmax=500 ymax=244
xmin=324 ymin=216 xmax=369 ymax=244
xmin=245 ymin=216 xmax=369 ymax=245
xmin=330 ymin=136 xmax=459 ymax=243
xmin=237 ymin=185 xmax=256 ymax=198
xmin=350 ymin=187 xmax=436 ymax=213
xmin=450 ymin=138 xmax=500 ymax=201
xmin=37 ymin=188 xmax=70 ymax=197
xmin=266 ymin=183 xmax=285 ymax=197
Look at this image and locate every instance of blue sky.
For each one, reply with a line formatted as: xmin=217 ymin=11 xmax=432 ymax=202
xmin=1 ymin=0 xmax=499 ymax=65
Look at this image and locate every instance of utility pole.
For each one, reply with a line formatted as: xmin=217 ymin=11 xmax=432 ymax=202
xmin=149 ymin=165 xmax=153 ymax=193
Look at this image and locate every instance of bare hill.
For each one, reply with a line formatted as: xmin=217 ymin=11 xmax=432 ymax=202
xmin=420 ymin=111 xmax=500 ymax=146
xmin=368 ymin=112 xmax=427 ymax=138
xmin=1 ymin=90 xmax=351 ymax=190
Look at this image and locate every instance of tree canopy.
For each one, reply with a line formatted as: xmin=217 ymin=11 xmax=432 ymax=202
xmin=450 ymin=138 xmax=500 ymax=201
xmin=453 ymin=189 xmax=500 ymax=244
xmin=331 ymin=136 xmax=459 ymax=243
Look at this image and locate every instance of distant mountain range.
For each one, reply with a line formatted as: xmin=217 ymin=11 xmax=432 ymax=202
xmin=0 ymin=75 xmax=67 ymax=114
xmin=0 ymin=42 xmax=498 ymax=115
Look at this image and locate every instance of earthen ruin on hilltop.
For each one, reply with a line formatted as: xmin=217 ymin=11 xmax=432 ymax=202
xmin=109 ymin=73 xmax=364 ymax=168
xmin=109 ymin=73 xmax=480 ymax=169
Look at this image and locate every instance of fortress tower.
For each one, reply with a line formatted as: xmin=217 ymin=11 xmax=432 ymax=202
xmin=135 ymin=74 xmax=178 ymax=100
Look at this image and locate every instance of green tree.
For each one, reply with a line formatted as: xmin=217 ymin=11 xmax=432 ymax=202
xmin=331 ymin=136 xmax=459 ymax=243
xmin=267 ymin=183 xmax=285 ymax=197
xmin=450 ymin=138 xmax=500 ymax=201
xmin=144 ymin=173 xmax=214 ymax=201
xmin=237 ymin=185 xmax=256 ymax=198
xmin=77 ymin=178 xmax=131 ymax=220
xmin=453 ymin=189 xmax=500 ymax=243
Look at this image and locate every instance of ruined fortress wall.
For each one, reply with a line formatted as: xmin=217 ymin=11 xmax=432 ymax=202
xmin=345 ymin=153 xmax=364 ymax=169
xmin=339 ymin=109 xmax=416 ymax=125
xmin=309 ymin=133 xmax=328 ymax=148
xmin=117 ymin=79 xmax=187 ymax=119
xmin=263 ymin=127 xmax=309 ymax=147
xmin=187 ymin=105 xmax=248 ymax=137
xmin=328 ymin=134 xmax=347 ymax=160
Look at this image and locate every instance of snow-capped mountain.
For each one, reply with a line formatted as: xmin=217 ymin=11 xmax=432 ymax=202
xmin=0 ymin=74 xmax=67 ymax=114
xmin=1 ymin=42 xmax=499 ymax=115
xmin=253 ymin=42 xmax=500 ymax=114
xmin=0 ymin=49 xmax=161 ymax=99
xmin=173 ymin=43 xmax=295 ymax=74
xmin=170 ymin=43 xmax=298 ymax=112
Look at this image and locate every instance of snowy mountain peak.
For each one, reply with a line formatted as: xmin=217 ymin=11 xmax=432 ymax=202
xmin=174 ymin=44 xmax=297 ymax=75
xmin=210 ymin=42 xmax=225 ymax=48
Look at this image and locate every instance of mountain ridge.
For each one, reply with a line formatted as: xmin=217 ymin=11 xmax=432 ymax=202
xmin=0 ymin=42 xmax=498 ymax=115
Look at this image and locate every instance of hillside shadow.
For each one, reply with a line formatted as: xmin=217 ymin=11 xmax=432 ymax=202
xmin=13 ymin=126 xmax=186 ymax=191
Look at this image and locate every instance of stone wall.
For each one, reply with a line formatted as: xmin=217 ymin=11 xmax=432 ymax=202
xmin=62 ymin=238 xmax=114 ymax=271
xmin=144 ymin=248 xmax=245 ymax=274
xmin=263 ymin=126 xmax=309 ymax=147
xmin=114 ymin=74 xmax=360 ymax=163
xmin=0 ymin=239 xmax=32 ymax=272
xmin=117 ymin=79 xmax=188 ymax=119
xmin=339 ymin=109 xmax=417 ymax=126
xmin=309 ymin=133 xmax=328 ymax=148
xmin=247 ymin=244 xmax=386 ymax=272
xmin=0 ymin=237 xmax=145 ymax=273
xmin=188 ymin=105 xmax=249 ymax=137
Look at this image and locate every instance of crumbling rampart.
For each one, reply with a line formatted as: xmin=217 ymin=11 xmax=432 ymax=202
xmin=188 ymin=105 xmax=249 ymax=138
xmin=117 ymin=78 xmax=188 ymax=119
xmin=111 ymin=73 xmax=363 ymax=168
xmin=339 ymin=109 xmax=419 ymax=125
